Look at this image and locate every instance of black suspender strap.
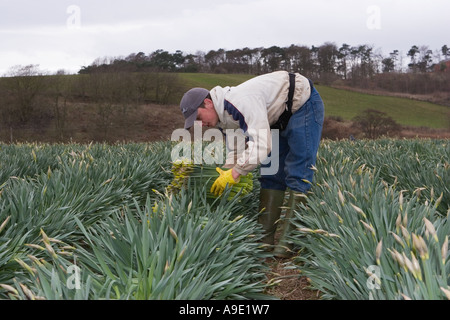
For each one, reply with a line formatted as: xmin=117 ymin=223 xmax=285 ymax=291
xmin=270 ymin=72 xmax=296 ymax=131
xmin=286 ymin=72 xmax=296 ymax=114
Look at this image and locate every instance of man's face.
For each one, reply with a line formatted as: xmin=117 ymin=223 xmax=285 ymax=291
xmin=197 ymin=99 xmax=218 ymax=127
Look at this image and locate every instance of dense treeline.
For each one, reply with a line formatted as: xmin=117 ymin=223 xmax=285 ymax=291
xmin=78 ymin=42 xmax=450 ymax=94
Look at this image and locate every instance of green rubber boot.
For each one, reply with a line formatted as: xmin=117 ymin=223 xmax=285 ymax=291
xmin=258 ymin=189 xmax=286 ymax=247
xmin=273 ymin=190 xmax=307 ymax=258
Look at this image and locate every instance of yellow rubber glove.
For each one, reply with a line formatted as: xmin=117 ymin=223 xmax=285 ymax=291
xmin=210 ymin=167 xmax=240 ymax=197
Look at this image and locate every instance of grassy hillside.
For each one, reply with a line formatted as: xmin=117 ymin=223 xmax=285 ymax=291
xmin=1 ymin=72 xmax=448 ymax=143
xmin=318 ymin=85 xmax=449 ymax=129
xmin=177 ymin=73 xmax=450 ymax=129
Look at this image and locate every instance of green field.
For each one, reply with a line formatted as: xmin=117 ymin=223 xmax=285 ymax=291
xmin=177 ymin=73 xmax=450 ymax=129
xmin=318 ymin=86 xmax=449 ymax=128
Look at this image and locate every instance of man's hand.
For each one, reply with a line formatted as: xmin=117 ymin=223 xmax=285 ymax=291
xmin=210 ymin=167 xmax=240 ymax=197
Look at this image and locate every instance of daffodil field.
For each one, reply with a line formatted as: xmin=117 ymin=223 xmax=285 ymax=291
xmin=292 ymin=139 xmax=449 ymax=300
xmin=0 ymin=139 xmax=448 ymax=300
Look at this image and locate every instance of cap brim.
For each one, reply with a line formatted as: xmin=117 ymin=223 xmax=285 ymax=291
xmin=184 ymin=110 xmax=198 ymax=130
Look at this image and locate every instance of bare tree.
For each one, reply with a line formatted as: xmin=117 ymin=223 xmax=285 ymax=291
xmin=352 ymin=109 xmax=401 ymax=139
xmin=337 ymin=43 xmax=351 ymax=79
xmin=317 ymin=42 xmax=339 ymax=84
xmin=4 ymin=64 xmax=45 ymax=123
xmin=441 ymin=45 xmax=449 ymax=60
xmin=407 ymin=45 xmax=420 ymax=73
xmin=48 ymin=74 xmax=72 ymax=140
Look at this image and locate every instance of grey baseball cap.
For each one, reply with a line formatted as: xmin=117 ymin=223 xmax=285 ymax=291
xmin=180 ymin=87 xmax=210 ymax=129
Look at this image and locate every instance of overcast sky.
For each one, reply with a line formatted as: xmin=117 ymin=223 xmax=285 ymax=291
xmin=0 ymin=0 xmax=448 ymax=74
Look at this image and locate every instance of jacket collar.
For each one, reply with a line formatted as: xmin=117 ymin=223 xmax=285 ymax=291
xmin=210 ymin=85 xmax=230 ymax=129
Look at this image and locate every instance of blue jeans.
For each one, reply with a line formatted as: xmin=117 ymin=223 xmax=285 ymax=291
xmin=260 ymin=87 xmax=324 ymax=193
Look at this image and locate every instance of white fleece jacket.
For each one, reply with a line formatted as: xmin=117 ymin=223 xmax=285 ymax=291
xmin=209 ymin=71 xmax=311 ymax=175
